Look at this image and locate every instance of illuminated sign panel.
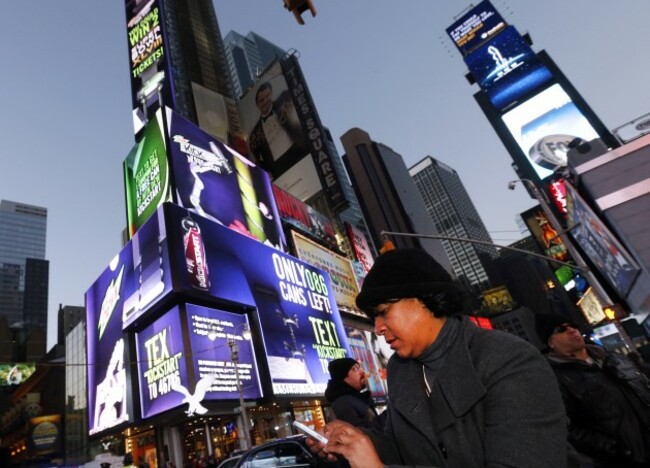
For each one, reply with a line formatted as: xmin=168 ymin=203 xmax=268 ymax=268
xmin=446 ymin=0 xmax=506 ymax=56
xmin=502 ymin=83 xmax=600 ymax=180
xmin=565 ymin=183 xmax=640 ymax=297
xmin=124 ymin=110 xmax=171 ymax=238
xmin=520 ymin=205 xmax=568 ymax=262
xmin=0 ymin=363 xmax=35 ymax=387
xmin=344 ymin=222 xmax=374 ymax=274
xmin=167 ymin=108 xmax=286 ymax=250
xmin=186 ymin=304 xmax=262 ymax=399
xmin=86 ymin=208 xmax=173 ymax=435
xmin=344 ymin=326 xmax=391 ymax=403
xmin=273 ymin=185 xmax=338 ymax=250
xmin=125 ymin=0 xmax=174 ymax=134
xmin=238 ymin=58 xmax=348 ymax=213
xmin=135 ymin=304 xmax=262 ymax=419
xmin=291 ymin=231 xmax=360 ymax=310
xmin=165 ymin=203 xmax=350 ymax=396
xmin=464 ymin=26 xmax=553 ymax=110
xmin=135 ymin=306 xmax=187 ymax=419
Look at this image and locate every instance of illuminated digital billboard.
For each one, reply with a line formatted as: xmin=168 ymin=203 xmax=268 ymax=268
xmin=344 ymin=326 xmax=391 ymax=403
xmin=291 ymin=231 xmax=360 ymax=310
xmin=273 ymin=185 xmax=338 ymax=251
xmin=238 ymin=57 xmax=348 ymax=213
xmin=520 ymin=205 xmax=568 ymax=263
xmin=135 ymin=304 xmax=262 ymax=419
xmin=464 ymin=26 xmax=553 ymax=110
xmin=446 ymin=0 xmax=506 ymax=56
xmin=565 ymin=183 xmax=640 ymax=297
xmin=124 ymin=109 xmax=172 ymax=238
xmin=125 ymin=0 xmax=174 ymax=135
xmin=166 ymin=108 xmax=286 ymax=250
xmin=502 ymin=83 xmax=600 ymax=180
xmin=164 ymin=203 xmax=351 ymax=396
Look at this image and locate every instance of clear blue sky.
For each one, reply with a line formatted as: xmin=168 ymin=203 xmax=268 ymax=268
xmin=0 ymin=1 xmax=648 ymax=349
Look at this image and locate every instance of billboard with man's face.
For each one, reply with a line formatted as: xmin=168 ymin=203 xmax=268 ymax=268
xmin=238 ymin=57 xmax=348 ymax=213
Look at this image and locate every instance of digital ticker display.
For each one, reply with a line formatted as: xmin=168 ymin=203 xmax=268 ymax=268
xmin=446 ymin=0 xmax=506 ymax=56
xmin=464 ymin=26 xmax=553 ymax=111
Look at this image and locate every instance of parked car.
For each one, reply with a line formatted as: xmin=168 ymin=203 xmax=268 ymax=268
xmin=217 ymin=454 xmax=243 ymax=468
xmin=234 ymin=435 xmax=339 ymax=467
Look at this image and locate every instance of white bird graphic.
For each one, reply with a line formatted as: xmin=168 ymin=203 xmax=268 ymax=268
xmin=171 ymin=375 xmax=216 ymax=416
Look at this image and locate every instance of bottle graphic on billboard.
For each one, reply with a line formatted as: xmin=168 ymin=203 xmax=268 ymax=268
xmin=182 ymin=216 xmax=210 ymax=291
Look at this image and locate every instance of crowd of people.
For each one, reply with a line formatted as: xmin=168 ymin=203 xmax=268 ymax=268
xmin=308 ymin=248 xmax=650 ymax=468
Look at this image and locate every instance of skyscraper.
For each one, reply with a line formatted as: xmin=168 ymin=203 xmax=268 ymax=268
xmin=223 ymin=30 xmax=287 ymax=99
xmin=409 ymin=156 xmax=499 ymax=294
xmin=341 ymin=128 xmax=452 ymax=272
xmin=0 ymin=199 xmax=48 ymax=361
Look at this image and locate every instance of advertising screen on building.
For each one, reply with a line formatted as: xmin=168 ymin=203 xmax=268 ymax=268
xmin=502 ymin=83 xmax=600 ymax=181
xmin=167 ymin=108 xmax=286 ymax=250
xmin=520 ymin=205 xmax=568 ymax=263
xmin=464 ymin=26 xmax=553 ymax=111
xmin=344 ymin=326 xmax=390 ymax=403
xmin=273 ymin=185 xmax=338 ymax=250
xmin=446 ymin=0 xmax=506 ymax=56
xmin=565 ymin=183 xmax=640 ymax=297
xmin=135 ymin=304 xmax=262 ymax=420
xmin=186 ymin=304 xmax=262 ymax=400
xmin=86 ymin=209 xmax=173 ymax=434
xmin=344 ymin=223 xmax=375 ymax=274
xmin=291 ymin=231 xmax=360 ymax=310
xmin=165 ymin=203 xmax=350 ymax=396
xmin=28 ymin=415 xmax=62 ymax=456
xmin=238 ymin=61 xmax=309 ymax=178
xmin=238 ymin=58 xmax=348 ymax=213
xmin=124 ymin=109 xmax=171 ymax=238
xmin=125 ymin=0 xmax=173 ymax=135
xmin=0 ymin=363 xmax=35 ymax=387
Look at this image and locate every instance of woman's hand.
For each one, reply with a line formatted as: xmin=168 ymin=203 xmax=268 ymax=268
xmin=322 ymin=420 xmax=384 ymax=468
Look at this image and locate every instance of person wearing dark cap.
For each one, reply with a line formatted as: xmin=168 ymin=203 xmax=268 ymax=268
xmin=324 ymin=357 xmax=379 ymax=429
xmin=536 ymin=313 xmax=650 ymax=467
xmin=307 ymin=248 xmax=567 ymax=468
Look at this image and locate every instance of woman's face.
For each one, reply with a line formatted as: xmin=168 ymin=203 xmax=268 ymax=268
xmin=373 ymin=298 xmax=444 ymax=359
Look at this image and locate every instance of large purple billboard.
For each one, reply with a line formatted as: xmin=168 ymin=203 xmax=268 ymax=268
xmin=86 ymin=208 xmax=173 ymax=435
xmin=166 ymin=108 xmax=286 ymax=250
xmin=165 ymin=203 xmax=350 ymax=396
xmin=135 ymin=304 xmax=262 ymax=419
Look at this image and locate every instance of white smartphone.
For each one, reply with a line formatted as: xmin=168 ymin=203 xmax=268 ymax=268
xmin=292 ymin=420 xmax=328 ymax=444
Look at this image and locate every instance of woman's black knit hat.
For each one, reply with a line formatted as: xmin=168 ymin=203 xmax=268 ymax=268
xmin=356 ymin=248 xmax=460 ymax=313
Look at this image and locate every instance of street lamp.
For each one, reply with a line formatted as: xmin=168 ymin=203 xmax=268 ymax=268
xmin=228 ymin=324 xmax=253 ymax=450
xmin=507 ymin=178 xmax=613 ymax=306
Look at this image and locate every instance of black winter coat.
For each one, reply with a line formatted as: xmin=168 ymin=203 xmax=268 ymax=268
xmin=547 ymin=345 xmax=650 ymax=467
xmin=324 ymin=379 xmax=379 ymax=429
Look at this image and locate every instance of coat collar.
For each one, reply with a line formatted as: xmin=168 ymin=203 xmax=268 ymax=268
xmin=391 ymin=319 xmax=486 ymax=433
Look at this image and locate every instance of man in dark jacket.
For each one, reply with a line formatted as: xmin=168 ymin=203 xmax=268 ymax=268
xmin=325 ymin=357 xmax=379 ymax=429
xmin=537 ymin=314 xmax=650 ymax=467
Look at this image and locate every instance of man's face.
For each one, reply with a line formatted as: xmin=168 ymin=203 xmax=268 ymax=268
xmin=256 ymin=87 xmax=273 ymax=116
xmin=343 ymin=363 xmax=367 ymax=391
xmin=548 ymin=322 xmax=585 ymax=356
xmin=373 ymin=298 xmax=439 ymax=359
